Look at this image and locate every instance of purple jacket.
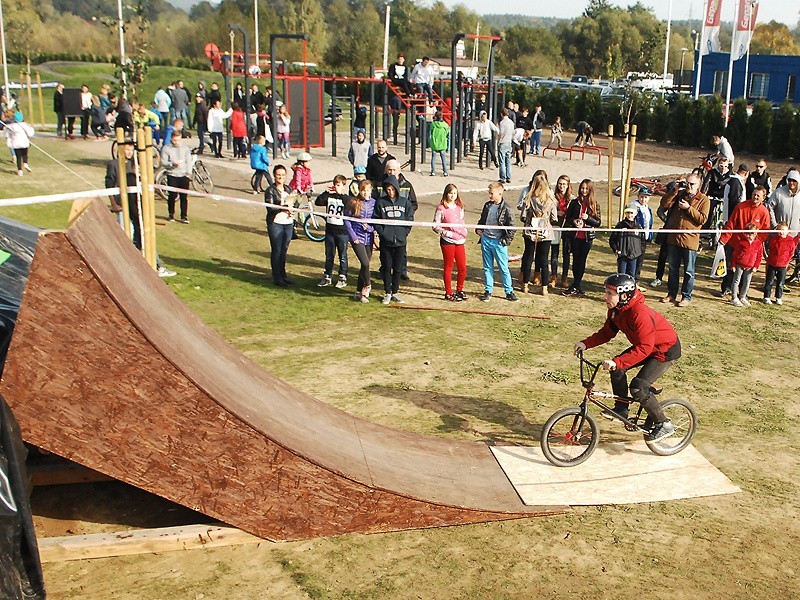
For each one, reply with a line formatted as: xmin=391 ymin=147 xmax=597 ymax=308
xmin=345 ymin=196 xmax=376 ymax=245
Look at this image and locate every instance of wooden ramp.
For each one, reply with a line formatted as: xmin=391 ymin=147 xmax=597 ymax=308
xmin=0 ymin=201 xmax=563 ymax=541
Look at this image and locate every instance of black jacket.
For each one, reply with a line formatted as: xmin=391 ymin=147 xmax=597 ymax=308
xmin=372 ymin=175 xmax=414 ymax=246
xmin=478 ymin=199 xmax=515 ymax=246
xmin=366 ymin=152 xmax=395 ymax=184
xmin=264 ymin=183 xmax=293 ymax=225
xmin=193 ymin=101 xmax=209 ymax=128
xmin=609 ymin=219 xmax=644 ymax=259
xmin=563 ymin=198 xmax=602 ymax=240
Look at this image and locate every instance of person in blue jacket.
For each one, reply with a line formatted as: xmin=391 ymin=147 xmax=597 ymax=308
xmin=250 ymin=134 xmax=272 ymax=194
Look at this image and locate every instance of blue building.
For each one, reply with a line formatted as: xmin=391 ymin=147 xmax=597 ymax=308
xmin=694 ymin=52 xmax=800 ymax=105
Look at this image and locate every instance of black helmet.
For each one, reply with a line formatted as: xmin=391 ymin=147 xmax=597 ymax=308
xmin=604 ymin=273 xmax=637 ymax=306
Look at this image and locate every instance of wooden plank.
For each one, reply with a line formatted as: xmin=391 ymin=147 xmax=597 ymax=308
xmin=38 ymin=524 xmax=266 ymax=563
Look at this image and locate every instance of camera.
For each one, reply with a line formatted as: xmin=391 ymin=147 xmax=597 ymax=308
xmin=676 ymin=180 xmax=689 ymax=190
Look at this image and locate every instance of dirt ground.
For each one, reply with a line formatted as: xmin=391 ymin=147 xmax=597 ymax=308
xmin=13 ymin=134 xmax=800 ymax=599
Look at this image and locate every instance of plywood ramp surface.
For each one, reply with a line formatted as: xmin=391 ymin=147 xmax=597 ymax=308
xmin=0 ymin=201 xmax=563 ymax=541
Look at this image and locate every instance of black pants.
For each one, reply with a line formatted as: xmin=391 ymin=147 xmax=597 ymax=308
xmin=478 ymin=139 xmax=496 ymax=169
xmin=380 ymin=244 xmax=405 ymax=294
xmin=252 ymin=169 xmax=273 ymax=192
xmin=721 ymin=243 xmax=735 ymax=293
xmin=56 ymin=112 xmax=65 ymax=136
xmin=166 ymin=175 xmax=190 ymax=220
xmin=324 ymin=231 xmax=349 ymax=278
xmin=210 ymin=132 xmax=223 ymax=157
xmin=80 ymin=108 xmax=90 ymax=137
xmin=233 ymin=137 xmax=247 ymax=158
xmin=66 ymin=116 xmax=75 ymax=137
xmin=655 ymin=241 xmax=668 ymax=281
xmin=764 ymin=265 xmax=787 ymax=299
xmin=561 ymin=236 xmax=572 ymax=281
xmin=550 ymin=238 xmax=560 ymax=278
xmin=14 ymin=148 xmax=28 ymax=171
xmin=570 ymin=236 xmax=593 ymax=291
xmin=351 ymin=241 xmax=373 ymax=292
xmin=392 ymin=113 xmax=401 ymax=144
xmin=635 ymin=242 xmax=648 ymax=280
xmin=521 ymin=238 xmax=551 ymax=284
xmin=610 ymin=354 xmax=676 ymax=423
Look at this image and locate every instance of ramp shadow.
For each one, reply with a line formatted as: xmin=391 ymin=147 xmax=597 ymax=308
xmin=367 ymin=384 xmax=542 ymax=445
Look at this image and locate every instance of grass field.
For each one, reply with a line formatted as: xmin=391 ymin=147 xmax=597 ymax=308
xmin=3 ymin=135 xmax=800 ymax=599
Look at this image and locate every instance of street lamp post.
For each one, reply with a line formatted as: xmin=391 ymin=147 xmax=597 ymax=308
xmin=254 ymin=0 xmax=259 ymax=71
xmin=662 ymin=0 xmax=674 ymax=85
xmin=679 ymin=47 xmax=688 ymax=90
xmin=117 ymin=0 xmax=127 ymax=98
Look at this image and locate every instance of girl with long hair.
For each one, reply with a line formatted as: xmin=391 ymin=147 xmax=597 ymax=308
xmin=519 ymin=171 xmax=559 ymax=295
xmin=554 ymin=174 xmax=572 ymax=288
xmin=345 ymin=180 xmax=376 ymax=302
xmin=433 ymin=183 xmax=469 ymax=301
xmin=562 ymin=178 xmax=601 ymax=297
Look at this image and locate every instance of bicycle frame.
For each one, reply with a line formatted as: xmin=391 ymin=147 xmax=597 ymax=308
xmin=577 ymin=350 xmax=648 ymax=432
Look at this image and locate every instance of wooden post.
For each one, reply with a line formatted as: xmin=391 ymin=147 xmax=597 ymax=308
xmin=624 ymin=124 xmax=638 ymax=220
xmin=607 ymin=124 xmax=614 ymax=227
xmin=25 ymin=71 xmax=34 ymax=125
xmin=619 ymin=123 xmax=630 ymax=220
xmin=35 ymin=72 xmax=45 ymax=129
xmin=142 ymin=126 xmax=158 ymax=270
xmin=116 ymin=127 xmax=132 ymax=240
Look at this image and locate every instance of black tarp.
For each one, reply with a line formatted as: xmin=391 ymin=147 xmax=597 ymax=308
xmin=0 ymin=217 xmax=45 ymax=599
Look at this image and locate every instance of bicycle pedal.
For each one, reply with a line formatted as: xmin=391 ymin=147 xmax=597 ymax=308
xmin=624 ymin=423 xmax=639 ymax=432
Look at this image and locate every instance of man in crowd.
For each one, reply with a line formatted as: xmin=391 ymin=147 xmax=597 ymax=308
xmin=366 ymin=139 xmax=395 ymax=187
xmin=385 ymin=158 xmax=417 ymax=280
xmin=746 ymin=160 xmax=772 ymax=198
xmin=530 ymin=104 xmax=546 ymax=156
xmin=411 ymin=57 xmax=434 ymax=103
xmin=387 ymin=54 xmax=411 ymax=96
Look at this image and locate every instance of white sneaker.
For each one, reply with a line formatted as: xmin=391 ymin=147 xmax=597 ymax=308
xmin=17 ymin=170 xmax=23 ymax=176
xmin=335 ymin=276 xmax=347 ymax=289
xmin=763 ymin=298 xmax=772 ymax=304
xmin=158 ymin=266 xmax=177 ymax=277
xmin=317 ymin=275 xmax=332 ymax=287
xmin=776 ymin=298 xmax=783 ymax=305
xmin=23 ymin=163 xmax=32 ymax=172
xmin=381 ymin=293 xmax=392 ymax=305
xmin=391 ymin=294 xmax=404 ymax=303
xmin=729 ymin=298 xmax=743 ymax=307
xmin=362 ymin=285 xmax=371 ymax=298
xmin=740 ymin=297 xmax=751 ymax=307
xmin=360 ymin=294 xmax=369 ymax=303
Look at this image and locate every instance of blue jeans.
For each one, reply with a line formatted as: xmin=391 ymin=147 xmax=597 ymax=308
xmin=498 ymin=143 xmax=512 ymax=181
xmin=530 ymin=130 xmax=542 ymax=154
xmin=174 ymin=108 xmax=189 ymax=125
xmin=617 ymin=256 xmax=638 ymax=277
xmin=480 ymin=235 xmax=513 ymax=295
xmin=268 ymin=221 xmax=293 ymax=284
xmin=430 ymin=149 xmax=447 ymax=175
xmin=667 ymin=244 xmax=697 ymax=301
xmin=324 ymin=231 xmax=349 ymax=278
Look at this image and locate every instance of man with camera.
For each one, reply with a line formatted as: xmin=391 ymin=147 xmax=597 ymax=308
xmin=659 ymin=173 xmax=710 ymax=308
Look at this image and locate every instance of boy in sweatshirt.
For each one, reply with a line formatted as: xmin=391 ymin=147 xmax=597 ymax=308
xmin=477 ymin=182 xmax=518 ymax=302
xmin=250 ymin=135 xmax=272 ymax=194
xmin=316 ymin=174 xmax=351 ymax=288
xmin=609 ymin=206 xmax=645 ymax=278
xmin=373 ymin=175 xmax=415 ymax=304
xmin=429 ymin=110 xmax=450 ymax=176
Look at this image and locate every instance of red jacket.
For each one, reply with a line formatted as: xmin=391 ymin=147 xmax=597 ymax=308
xmin=718 ymin=200 xmax=771 ymax=246
xmin=231 ymin=110 xmax=247 ymax=137
xmin=731 ymin=237 xmax=763 ymax=270
xmin=582 ymin=291 xmax=678 ymax=370
xmin=767 ymin=235 xmax=800 ymax=268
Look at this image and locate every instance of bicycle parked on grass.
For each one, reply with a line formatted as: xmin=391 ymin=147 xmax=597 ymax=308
xmin=292 ymin=194 xmax=326 ymax=242
xmin=540 ymin=349 xmax=697 ymax=467
xmin=154 ymin=151 xmax=214 ymax=200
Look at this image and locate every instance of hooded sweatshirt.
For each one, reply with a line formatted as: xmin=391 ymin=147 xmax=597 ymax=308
xmin=372 ymin=175 xmax=415 ymax=246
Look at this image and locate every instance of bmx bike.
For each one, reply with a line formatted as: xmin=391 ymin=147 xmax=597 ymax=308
xmin=540 ymin=350 xmax=697 ymax=467
xmin=154 ymin=152 xmax=214 ymax=200
xmin=293 ymin=195 xmax=326 ymax=242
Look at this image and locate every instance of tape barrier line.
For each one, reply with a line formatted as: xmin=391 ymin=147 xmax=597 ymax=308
xmin=3 ymin=185 xmax=797 ymax=237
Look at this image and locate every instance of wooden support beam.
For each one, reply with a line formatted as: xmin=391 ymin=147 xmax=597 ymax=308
xmin=38 ymin=524 xmax=266 ymax=563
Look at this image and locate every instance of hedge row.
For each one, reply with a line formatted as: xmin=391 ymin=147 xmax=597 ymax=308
xmin=504 ymin=85 xmax=800 ymax=160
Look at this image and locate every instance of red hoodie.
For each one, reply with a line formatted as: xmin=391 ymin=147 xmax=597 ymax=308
xmin=731 ymin=236 xmax=763 ymax=270
xmin=582 ymin=291 xmax=679 ymax=371
xmin=231 ymin=109 xmax=247 ymax=137
xmin=767 ymin=235 xmax=800 ymax=268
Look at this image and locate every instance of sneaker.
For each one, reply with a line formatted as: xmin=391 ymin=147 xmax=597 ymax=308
xmin=600 ymin=408 xmax=629 ymax=421
xmin=729 ymin=298 xmax=743 ymax=306
xmin=167 ymin=215 xmax=175 ymax=222
xmin=650 ymin=278 xmax=661 ymax=287
xmin=660 ymin=295 xmax=675 ymax=303
xmin=363 ymin=285 xmax=371 ymax=299
xmin=455 ymin=290 xmax=468 ymax=301
xmin=180 ymin=218 xmax=190 ymax=224
xmin=157 ymin=266 xmax=177 ymax=278
xmin=317 ymin=275 xmax=332 ymax=287
xmin=562 ymin=288 xmax=579 ymax=297
xmin=763 ymin=298 xmax=772 ymax=304
xmin=715 ymin=289 xmax=732 ymax=299
xmin=776 ymin=298 xmax=783 ymax=305
xmin=17 ymin=170 xmax=23 ymax=176
xmin=444 ymin=293 xmax=455 ymax=301
xmin=506 ymin=292 xmax=519 ymax=302
xmin=740 ymin=297 xmax=750 ymax=306
xmin=391 ymin=294 xmax=404 ymax=303
xmin=644 ymin=421 xmax=676 ymax=442
xmin=381 ymin=293 xmax=392 ymax=305
xmin=676 ymin=298 xmax=691 ymax=308
xmin=335 ymin=276 xmax=347 ymax=289
xmin=360 ymin=295 xmax=369 ymax=303
xmin=353 ymin=292 xmax=362 ymax=302
xmin=23 ymin=163 xmax=32 ymax=172
xmin=480 ymin=291 xmax=492 ymax=302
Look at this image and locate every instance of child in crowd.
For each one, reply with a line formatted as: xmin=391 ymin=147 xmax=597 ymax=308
xmin=230 ymin=102 xmax=248 ymax=159
xmin=346 ymin=180 xmax=376 ymax=302
xmin=315 ymin=174 xmax=350 ymax=289
xmin=349 ymin=166 xmax=367 ymax=197
xmin=374 ymin=175 xmax=415 ymax=304
xmin=433 ymin=184 xmax=468 ymax=301
xmin=90 ymin=96 xmax=109 ymax=139
xmin=348 ymin=129 xmax=372 ymax=173
xmin=477 ymin=181 xmax=518 ymax=302
xmin=628 ymin=187 xmax=654 ymax=280
xmin=554 ymin=174 xmax=572 ymax=288
xmin=610 ymin=206 xmax=645 ymax=278
xmin=429 ymin=110 xmax=450 ymax=177
xmin=289 ymin=152 xmax=314 ymax=197
xmin=549 ymin=116 xmax=563 ymax=149
xmin=519 ymin=171 xmax=559 ymax=295
xmin=249 ymin=135 xmax=272 ymax=194
xmin=512 ymin=126 xmax=527 ymax=167
xmin=729 ymin=223 xmax=763 ymax=307
xmin=764 ymin=222 xmax=800 ymax=305
xmin=3 ymin=111 xmax=34 ymax=176
xmin=277 ymin=103 xmax=291 ymax=159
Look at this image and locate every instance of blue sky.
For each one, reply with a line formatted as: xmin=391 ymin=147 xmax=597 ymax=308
xmin=448 ymin=0 xmax=798 ymax=27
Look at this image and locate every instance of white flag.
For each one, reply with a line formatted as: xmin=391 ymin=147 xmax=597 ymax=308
xmin=702 ymin=0 xmax=725 ymax=55
xmin=731 ymin=0 xmax=759 ymax=60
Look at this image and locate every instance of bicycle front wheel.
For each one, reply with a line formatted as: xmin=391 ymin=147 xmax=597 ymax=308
xmin=304 ymin=214 xmax=326 ymax=242
xmin=154 ymin=169 xmax=168 ymax=200
xmin=540 ymin=407 xmax=599 ymax=467
xmin=193 ymin=161 xmax=214 ymax=194
xmin=645 ymin=399 xmax=697 ymax=456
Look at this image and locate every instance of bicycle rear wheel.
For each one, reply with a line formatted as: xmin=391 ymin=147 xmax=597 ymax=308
xmin=154 ymin=169 xmax=168 ymax=200
xmin=540 ymin=407 xmax=599 ymax=467
xmin=304 ymin=214 xmax=326 ymax=242
xmin=645 ymin=398 xmax=697 ymax=456
xmin=193 ymin=161 xmax=214 ymax=194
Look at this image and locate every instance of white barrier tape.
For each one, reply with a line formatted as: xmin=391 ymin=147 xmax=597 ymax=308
xmin=0 ymin=187 xmax=134 ymax=207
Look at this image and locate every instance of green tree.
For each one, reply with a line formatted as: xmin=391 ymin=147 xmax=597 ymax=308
xmin=726 ymin=97 xmax=749 ymax=151
xmin=669 ymin=94 xmax=689 ymax=145
xmin=685 ymin=97 xmax=705 ymax=148
xmin=770 ymin=103 xmax=798 ymax=158
xmin=751 ymin=21 xmax=800 ymax=55
xmin=746 ymin=101 xmax=772 ymax=155
xmin=497 ymin=25 xmax=569 ymax=77
xmin=325 ymin=0 xmax=382 ymax=72
xmin=650 ymin=99 xmax=668 ymax=143
xmin=702 ymin=95 xmax=724 ymax=146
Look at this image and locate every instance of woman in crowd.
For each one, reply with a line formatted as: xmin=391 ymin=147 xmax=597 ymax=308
xmin=519 ymin=171 xmax=559 ymax=295
xmin=562 ymin=178 xmax=601 ymax=297
xmin=433 ymin=183 xmax=469 ymax=301
xmin=554 ymin=174 xmax=573 ymax=288
xmin=345 ymin=180 xmax=377 ymax=302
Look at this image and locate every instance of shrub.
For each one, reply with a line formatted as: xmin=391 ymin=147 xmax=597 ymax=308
xmin=726 ymin=97 xmax=749 ymax=150
xmin=746 ymin=101 xmax=772 ymax=155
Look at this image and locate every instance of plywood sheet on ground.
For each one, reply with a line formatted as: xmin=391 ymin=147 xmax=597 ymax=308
xmin=491 ymin=442 xmax=740 ymax=506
